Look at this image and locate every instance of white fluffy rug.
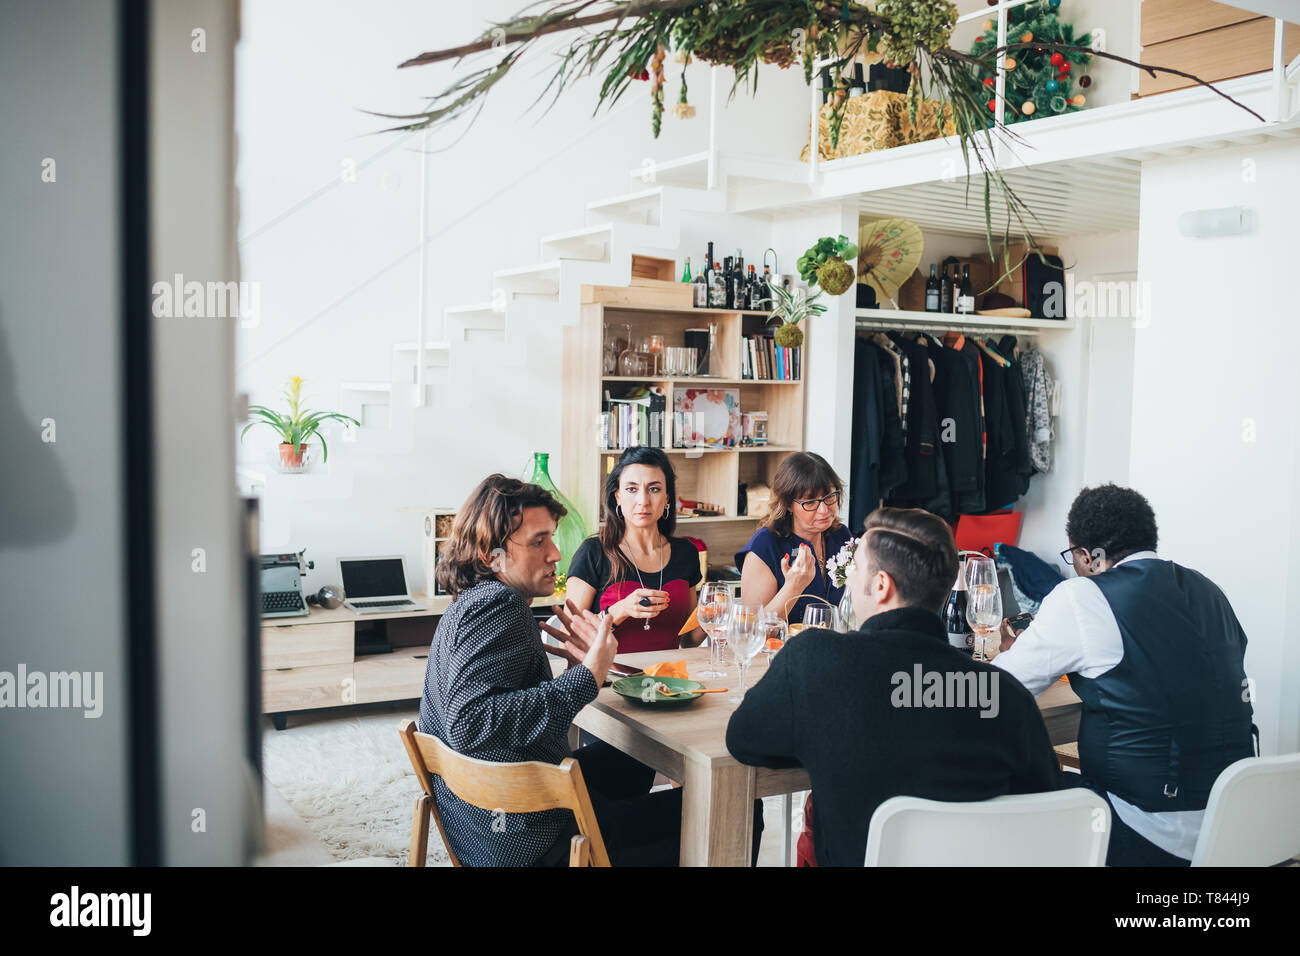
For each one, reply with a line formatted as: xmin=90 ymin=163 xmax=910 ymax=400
xmin=262 ymin=707 xmax=450 ymax=866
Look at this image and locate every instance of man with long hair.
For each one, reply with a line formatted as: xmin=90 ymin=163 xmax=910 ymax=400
xmin=417 ymin=474 xmax=682 ymax=866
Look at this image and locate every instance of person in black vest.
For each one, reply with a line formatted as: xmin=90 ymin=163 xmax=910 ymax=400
xmin=995 ymin=484 xmax=1256 ymax=866
xmin=726 ymin=507 xmax=1059 ymax=866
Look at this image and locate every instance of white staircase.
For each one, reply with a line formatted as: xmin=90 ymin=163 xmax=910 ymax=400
xmin=327 ymin=152 xmax=747 ymax=429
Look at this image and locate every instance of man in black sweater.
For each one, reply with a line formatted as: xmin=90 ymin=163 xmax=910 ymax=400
xmin=726 ymin=507 xmax=1060 ymax=867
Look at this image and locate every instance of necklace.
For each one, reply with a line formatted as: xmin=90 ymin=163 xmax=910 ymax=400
xmin=623 ymin=541 xmax=666 ymax=631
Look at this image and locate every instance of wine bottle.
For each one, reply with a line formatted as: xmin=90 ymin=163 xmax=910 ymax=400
xmin=924 ymin=263 xmax=940 ymax=312
xmin=747 ymin=264 xmax=758 ymax=310
xmin=722 ymin=256 xmax=734 ymax=309
xmin=732 ymin=252 xmax=745 ymax=310
xmin=761 ymin=266 xmax=774 ymax=311
xmin=943 ymin=570 xmax=973 ymax=656
xmin=693 ymin=269 xmax=708 ymax=308
xmin=709 ymin=261 xmax=726 ymax=308
xmin=681 ymin=257 xmax=691 ymax=283
xmin=850 ymin=63 xmax=866 ymax=97
xmin=939 ymin=263 xmax=953 ymax=313
xmin=957 ymin=264 xmax=975 ymax=314
xmin=703 ymin=244 xmax=714 ymax=306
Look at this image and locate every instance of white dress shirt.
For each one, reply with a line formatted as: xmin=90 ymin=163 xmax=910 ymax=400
xmin=993 ymin=551 xmax=1204 ymax=860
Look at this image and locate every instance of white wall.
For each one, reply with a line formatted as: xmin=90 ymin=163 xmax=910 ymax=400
xmin=234 ymin=0 xmax=810 ymax=591
xmin=1132 ymin=138 xmax=1300 ymax=755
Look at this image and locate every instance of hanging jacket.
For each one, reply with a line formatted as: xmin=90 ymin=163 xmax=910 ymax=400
xmin=1020 ymin=346 xmax=1054 ymax=473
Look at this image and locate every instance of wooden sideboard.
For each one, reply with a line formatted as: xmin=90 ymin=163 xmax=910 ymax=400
xmin=260 ymin=589 xmax=562 ymax=730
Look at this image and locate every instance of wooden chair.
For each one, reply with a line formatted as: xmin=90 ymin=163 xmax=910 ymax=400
xmin=398 ymin=720 xmax=611 ymax=867
xmin=1054 ymin=742 xmax=1080 ymax=771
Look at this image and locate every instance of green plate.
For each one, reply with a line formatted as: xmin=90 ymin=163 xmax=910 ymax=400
xmin=612 ymin=675 xmax=706 ymax=705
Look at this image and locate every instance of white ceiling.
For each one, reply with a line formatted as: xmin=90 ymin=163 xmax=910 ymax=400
xmin=859 ymin=156 xmax=1142 ymax=239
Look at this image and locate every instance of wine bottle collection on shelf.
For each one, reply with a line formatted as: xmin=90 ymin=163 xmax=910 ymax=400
xmin=687 ymin=241 xmax=774 ymax=312
xmin=924 ymin=262 xmax=976 ymax=315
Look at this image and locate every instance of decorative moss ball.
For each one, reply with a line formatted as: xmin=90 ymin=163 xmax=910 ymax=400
xmin=816 ymin=256 xmax=855 ymax=295
xmin=774 ymin=323 xmax=804 ymax=348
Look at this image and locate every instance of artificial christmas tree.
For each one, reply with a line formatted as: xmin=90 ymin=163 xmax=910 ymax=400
xmin=965 ymin=0 xmax=1094 ymax=125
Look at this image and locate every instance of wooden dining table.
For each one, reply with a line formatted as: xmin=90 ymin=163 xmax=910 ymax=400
xmin=560 ymin=644 xmax=1082 ymax=867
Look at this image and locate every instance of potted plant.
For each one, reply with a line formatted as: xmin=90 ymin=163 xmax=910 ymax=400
xmin=797 ymin=235 xmax=859 ymax=295
xmin=240 ymin=375 xmax=360 ymax=470
xmin=762 ymin=282 xmax=827 ymax=348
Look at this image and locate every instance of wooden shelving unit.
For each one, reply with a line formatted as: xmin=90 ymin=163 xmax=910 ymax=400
xmin=563 ymin=254 xmax=808 ymax=563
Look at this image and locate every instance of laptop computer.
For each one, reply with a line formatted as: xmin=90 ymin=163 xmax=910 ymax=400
xmin=338 ymin=556 xmax=425 ymax=614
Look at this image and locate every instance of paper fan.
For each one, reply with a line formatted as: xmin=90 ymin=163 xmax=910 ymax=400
xmin=857 ymin=218 xmax=923 ymax=306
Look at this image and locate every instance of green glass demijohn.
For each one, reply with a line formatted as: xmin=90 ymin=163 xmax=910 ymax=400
xmin=524 ymin=452 xmax=588 ymax=579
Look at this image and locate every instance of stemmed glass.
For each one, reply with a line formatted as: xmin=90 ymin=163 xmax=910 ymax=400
xmin=697 ymin=583 xmax=732 ymax=679
xmin=966 ymin=580 xmax=1003 ymax=662
xmin=726 ymin=603 xmax=765 ymax=704
xmin=802 ymin=605 xmax=832 ymax=631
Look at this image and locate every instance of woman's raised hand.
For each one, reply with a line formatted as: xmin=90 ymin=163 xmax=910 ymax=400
xmin=780 ymin=544 xmax=817 ymax=593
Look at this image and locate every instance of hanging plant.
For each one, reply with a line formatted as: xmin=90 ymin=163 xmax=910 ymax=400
xmin=798 ymin=235 xmax=859 ymax=296
xmin=383 ymin=0 xmax=1265 ymax=269
xmin=761 ymin=282 xmax=827 ymax=349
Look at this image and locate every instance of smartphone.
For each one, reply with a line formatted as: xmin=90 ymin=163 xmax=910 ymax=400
xmin=1007 ymin=612 xmax=1034 ymax=632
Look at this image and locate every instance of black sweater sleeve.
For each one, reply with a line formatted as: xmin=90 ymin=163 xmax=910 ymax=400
xmin=725 ymin=639 xmax=802 ymax=769
xmin=1010 ymin=684 xmax=1062 ymax=794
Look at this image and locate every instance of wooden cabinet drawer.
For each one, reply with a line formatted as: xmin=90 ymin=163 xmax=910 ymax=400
xmin=263 ymin=663 xmax=354 ymax=713
xmin=261 ymin=622 xmax=353 ymax=669
xmin=354 ymin=653 xmax=429 ymax=705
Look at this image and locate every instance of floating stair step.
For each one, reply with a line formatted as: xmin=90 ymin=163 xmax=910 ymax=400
xmin=493 ymin=261 xmax=562 ymax=296
xmin=627 ymin=151 xmax=710 ymax=189
xmin=393 ymin=341 xmax=451 ymax=367
xmin=540 ymin=224 xmax=613 ymax=262
xmin=586 ymin=187 xmax=663 ymax=226
xmin=340 ymin=382 xmax=392 ymax=394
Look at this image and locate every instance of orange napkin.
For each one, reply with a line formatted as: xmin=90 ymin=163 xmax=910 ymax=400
xmin=678 ymin=607 xmax=698 ymax=636
xmin=644 ymin=661 xmax=688 ymax=680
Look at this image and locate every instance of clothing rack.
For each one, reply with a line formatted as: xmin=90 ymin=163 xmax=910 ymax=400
xmin=855 ymin=318 xmax=1044 ymax=338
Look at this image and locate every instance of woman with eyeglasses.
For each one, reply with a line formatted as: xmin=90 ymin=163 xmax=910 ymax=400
xmin=736 ymin=451 xmax=852 ymax=624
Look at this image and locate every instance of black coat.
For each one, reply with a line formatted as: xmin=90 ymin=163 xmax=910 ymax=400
xmin=726 ymin=606 xmax=1061 ymax=867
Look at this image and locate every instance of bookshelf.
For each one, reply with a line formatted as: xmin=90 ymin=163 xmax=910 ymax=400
xmin=562 ymin=254 xmax=808 ymax=563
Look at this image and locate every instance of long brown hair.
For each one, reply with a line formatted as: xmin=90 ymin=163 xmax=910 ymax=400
xmin=436 ymin=474 xmax=565 ymax=597
xmin=598 ymin=446 xmax=678 ymax=589
xmin=763 ymin=451 xmax=844 ymax=538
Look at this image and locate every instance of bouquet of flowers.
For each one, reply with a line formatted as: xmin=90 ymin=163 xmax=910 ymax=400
xmin=825 ymin=536 xmax=860 ymax=589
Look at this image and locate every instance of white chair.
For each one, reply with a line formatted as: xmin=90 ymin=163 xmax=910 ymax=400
xmin=865 ymin=790 xmax=1110 ymax=866
xmin=1191 ymin=753 xmax=1300 ymax=867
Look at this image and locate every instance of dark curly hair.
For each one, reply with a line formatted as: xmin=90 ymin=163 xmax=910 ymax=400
xmin=1065 ymin=484 xmax=1158 ymax=565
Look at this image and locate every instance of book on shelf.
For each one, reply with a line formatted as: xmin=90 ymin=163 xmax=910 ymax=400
xmin=741 ymin=332 xmax=800 ymax=381
xmin=601 ymin=385 xmax=667 ymax=450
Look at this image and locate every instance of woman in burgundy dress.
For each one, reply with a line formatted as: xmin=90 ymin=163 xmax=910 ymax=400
xmin=565 ymin=447 xmax=705 ymax=654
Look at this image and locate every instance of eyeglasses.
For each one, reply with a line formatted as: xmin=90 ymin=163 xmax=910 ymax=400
xmin=794 ymin=492 xmax=840 ymax=512
xmin=1060 ymin=546 xmax=1086 ymax=565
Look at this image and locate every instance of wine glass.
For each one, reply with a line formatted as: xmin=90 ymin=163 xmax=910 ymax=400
xmin=802 ymin=605 xmax=831 ymax=631
xmin=697 ymin=583 xmax=732 ymax=679
xmin=964 ymin=553 xmax=996 ymax=592
xmin=759 ymin=611 xmax=787 ymax=661
xmin=966 ymin=582 xmax=1003 ymax=662
xmin=726 ymin=603 xmax=765 ymax=704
